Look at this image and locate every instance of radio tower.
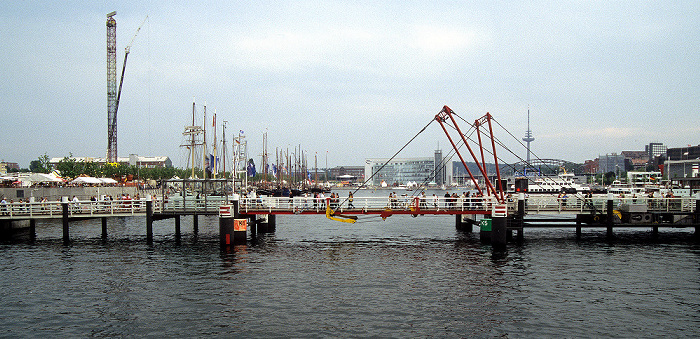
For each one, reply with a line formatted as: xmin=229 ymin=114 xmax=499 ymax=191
xmin=106 ymin=11 xmax=117 ymax=162
xmin=522 ymin=108 xmax=535 ymax=163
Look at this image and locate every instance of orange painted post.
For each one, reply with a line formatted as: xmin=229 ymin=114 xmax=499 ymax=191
xmin=234 ymin=218 xmax=247 ymax=243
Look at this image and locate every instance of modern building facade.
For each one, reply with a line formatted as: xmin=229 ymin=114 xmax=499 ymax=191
xmin=365 ymin=152 xmax=450 ymax=186
xmin=664 ymin=144 xmax=700 ymax=179
xmin=646 ymin=142 xmax=667 ymax=161
xmin=598 ymin=153 xmax=627 ymax=174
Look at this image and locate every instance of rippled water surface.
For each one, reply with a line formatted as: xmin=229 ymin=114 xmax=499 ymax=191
xmin=1 ymin=212 xmax=698 ymax=337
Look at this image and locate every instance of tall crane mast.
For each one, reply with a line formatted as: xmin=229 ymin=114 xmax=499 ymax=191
xmin=106 ymin=11 xmax=117 ymax=162
xmin=106 ymin=12 xmax=147 ymax=163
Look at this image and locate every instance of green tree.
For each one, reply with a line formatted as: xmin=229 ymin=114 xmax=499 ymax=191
xmin=56 ymin=156 xmax=82 ymax=179
xmin=30 ymin=154 xmax=51 ymax=173
xmin=82 ymin=161 xmax=102 ymax=177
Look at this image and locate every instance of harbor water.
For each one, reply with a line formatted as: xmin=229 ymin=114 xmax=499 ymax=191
xmin=1 ymin=191 xmax=698 ymax=337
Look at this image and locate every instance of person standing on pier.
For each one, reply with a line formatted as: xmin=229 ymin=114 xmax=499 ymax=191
xmin=348 ymin=192 xmax=354 ymax=209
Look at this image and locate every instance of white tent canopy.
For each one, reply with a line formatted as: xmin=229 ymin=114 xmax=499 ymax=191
xmin=99 ymin=178 xmax=118 ymax=184
xmin=29 ymin=173 xmax=62 ymax=183
xmin=71 ymin=176 xmax=103 ymax=185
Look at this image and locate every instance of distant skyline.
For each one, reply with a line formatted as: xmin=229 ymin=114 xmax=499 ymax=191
xmin=1 ymin=1 xmax=698 ymax=169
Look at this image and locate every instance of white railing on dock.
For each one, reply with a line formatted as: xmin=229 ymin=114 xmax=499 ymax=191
xmin=0 ymin=199 xmax=161 ymax=218
xmin=238 ymin=196 xmax=498 ymax=214
xmin=523 ymin=195 xmax=696 ymax=214
xmin=2 ymin=195 xmax=694 ymax=219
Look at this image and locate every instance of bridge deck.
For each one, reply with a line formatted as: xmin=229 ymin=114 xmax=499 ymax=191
xmin=0 ymin=195 xmax=696 ymax=220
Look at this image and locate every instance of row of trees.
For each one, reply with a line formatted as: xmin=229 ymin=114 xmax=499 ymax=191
xmin=27 ymin=154 xmax=194 ymax=181
xmin=24 ymin=154 xmax=254 ymax=181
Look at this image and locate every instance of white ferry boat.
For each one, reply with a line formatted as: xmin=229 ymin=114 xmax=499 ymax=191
xmin=511 ymin=173 xmax=591 ymax=194
xmin=606 ymin=180 xmax=646 ymax=196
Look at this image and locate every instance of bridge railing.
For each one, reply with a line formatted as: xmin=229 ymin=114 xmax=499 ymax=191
xmin=239 ymin=196 xmax=500 ymax=214
xmin=0 ymin=199 xmax=162 ymax=218
xmin=523 ymin=195 xmax=696 ymax=214
xmin=162 ymin=196 xmax=231 ymax=213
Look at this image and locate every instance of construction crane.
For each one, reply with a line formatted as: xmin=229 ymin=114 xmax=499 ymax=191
xmin=105 ymin=12 xmax=147 ymax=162
xmin=115 ymin=15 xmax=148 ymax=118
xmin=106 ymin=12 xmax=117 ymax=162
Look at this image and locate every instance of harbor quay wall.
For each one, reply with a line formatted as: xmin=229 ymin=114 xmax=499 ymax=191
xmin=0 ymin=187 xmax=143 ymax=202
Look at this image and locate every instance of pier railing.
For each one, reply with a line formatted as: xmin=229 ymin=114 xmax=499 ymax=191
xmin=0 ymin=199 xmax=161 ymax=219
xmin=523 ymin=195 xmax=696 ymax=214
xmin=239 ymin=196 xmax=500 ymax=214
xmin=1 ymin=195 xmax=695 ymax=219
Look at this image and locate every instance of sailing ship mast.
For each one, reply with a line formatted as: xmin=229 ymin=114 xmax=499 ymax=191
xmin=212 ymin=109 xmax=217 ymax=179
xmin=181 ymin=99 xmax=203 ymax=179
xmin=202 ymin=103 xmax=207 ymax=177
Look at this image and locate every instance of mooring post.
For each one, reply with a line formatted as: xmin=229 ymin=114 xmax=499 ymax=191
xmin=256 ymin=214 xmax=268 ymax=233
xmin=174 ymin=215 xmax=181 ymax=242
xmin=455 ymin=214 xmax=466 ymax=232
xmin=61 ymin=197 xmax=69 ymax=245
xmin=606 ymin=193 xmax=614 ymax=239
xmin=489 ymin=202 xmax=508 ymax=251
xmin=576 ymin=216 xmax=582 ymax=240
xmin=219 ymin=203 xmax=235 ymax=249
xmin=692 ymin=197 xmax=699 ymax=238
xmin=492 ymin=216 xmax=507 ymax=251
xmin=101 ymin=217 xmax=107 ymax=240
xmin=146 ymin=196 xmax=153 ymax=245
xmin=517 ymin=193 xmax=525 ymax=243
xmin=268 ymin=214 xmax=276 ymax=232
xmin=479 ymin=218 xmax=491 ymax=243
xmin=29 ymin=219 xmax=36 ymax=243
xmin=193 ymin=214 xmax=199 ymax=235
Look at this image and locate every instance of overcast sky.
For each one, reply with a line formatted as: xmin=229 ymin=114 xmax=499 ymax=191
xmin=1 ymin=1 xmax=698 ymax=169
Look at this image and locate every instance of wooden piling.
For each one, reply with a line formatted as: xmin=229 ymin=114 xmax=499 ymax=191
xmin=29 ymin=219 xmax=36 ymax=243
xmin=62 ymin=202 xmax=69 ymax=245
xmin=516 ymin=193 xmax=525 ymax=243
xmin=101 ymin=217 xmax=107 ymax=240
xmin=455 ymin=214 xmax=468 ymax=232
xmin=695 ymin=198 xmax=699 ymax=240
xmin=491 ymin=216 xmax=507 ymax=251
xmin=146 ymin=199 xmax=153 ymax=245
xmin=174 ymin=215 xmax=181 ymax=242
xmin=576 ymin=217 xmax=582 ymax=240
xmin=268 ymin=214 xmax=276 ymax=232
xmin=606 ymin=195 xmax=614 ymax=239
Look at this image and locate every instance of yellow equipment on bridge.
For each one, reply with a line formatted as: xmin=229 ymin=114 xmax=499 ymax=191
xmin=326 ymin=204 xmax=357 ymax=223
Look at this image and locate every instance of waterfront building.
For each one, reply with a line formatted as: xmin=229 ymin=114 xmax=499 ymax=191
xmin=621 ymin=151 xmax=648 ymax=170
xmin=598 ymin=153 xmax=628 ymax=175
xmin=646 ymin=142 xmax=667 ymax=161
xmin=451 ymin=161 xmax=510 ymax=186
xmin=328 ymin=166 xmax=365 ymax=182
xmin=664 ymin=144 xmax=700 ymax=179
xmin=0 ymin=161 xmax=20 ymax=174
xmin=365 ymin=152 xmax=450 ymax=187
xmin=583 ymin=159 xmax=599 ymax=174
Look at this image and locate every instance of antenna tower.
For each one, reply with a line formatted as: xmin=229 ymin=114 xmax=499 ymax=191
xmin=522 ymin=109 xmax=535 ymax=163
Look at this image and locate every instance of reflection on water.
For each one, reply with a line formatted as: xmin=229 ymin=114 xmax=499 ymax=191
xmin=0 ymin=212 xmax=698 ymax=337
